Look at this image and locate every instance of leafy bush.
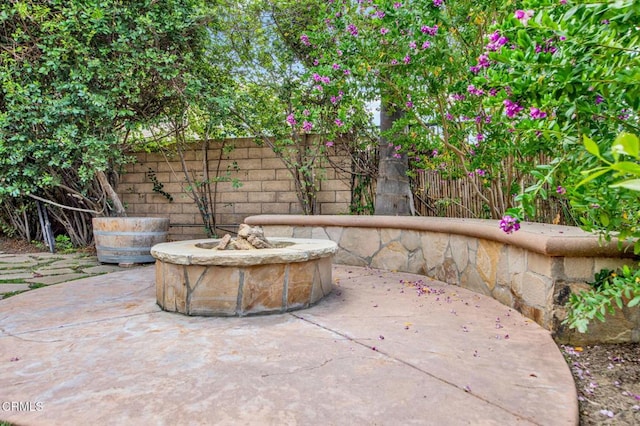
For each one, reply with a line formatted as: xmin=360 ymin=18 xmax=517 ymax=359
xmin=565 ymin=265 xmax=640 ymax=333
xmin=54 ymin=235 xmax=74 ymax=254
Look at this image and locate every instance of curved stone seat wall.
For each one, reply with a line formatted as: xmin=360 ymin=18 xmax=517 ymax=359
xmin=245 ymin=215 xmax=640 ymax=344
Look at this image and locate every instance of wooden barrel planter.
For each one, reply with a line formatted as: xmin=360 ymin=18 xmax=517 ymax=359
xmin=93 ymin=217 xmax=170 ymax=264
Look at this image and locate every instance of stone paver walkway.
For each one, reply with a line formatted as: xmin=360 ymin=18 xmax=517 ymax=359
xmin=0 ymin=261 xmax=578 ymax=425
xmin=0 ymin=251 xmax=138 ymax=299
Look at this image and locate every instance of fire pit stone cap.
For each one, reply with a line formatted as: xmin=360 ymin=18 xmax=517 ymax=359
xmin=151 ymin=237 xmax=337 ymax=266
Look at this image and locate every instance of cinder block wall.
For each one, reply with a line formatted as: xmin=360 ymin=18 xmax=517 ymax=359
xmin=118 ymin=137 xmax=351 ymax=240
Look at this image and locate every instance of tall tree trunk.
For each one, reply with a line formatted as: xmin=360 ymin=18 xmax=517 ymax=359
xmin=96 ymin=170 xmax=126 ymax=216
xmin=374 ymin=100 xmax=415 ymax=216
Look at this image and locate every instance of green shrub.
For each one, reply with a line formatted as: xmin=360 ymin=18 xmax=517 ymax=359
xmin=564 ymin=265 xmax=640 ymax=333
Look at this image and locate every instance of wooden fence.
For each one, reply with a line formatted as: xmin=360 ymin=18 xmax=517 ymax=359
xmin=411 ymin=170 xmax=572 ymax=224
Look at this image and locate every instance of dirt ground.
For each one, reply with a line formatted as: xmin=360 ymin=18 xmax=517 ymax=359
xmin=0 ymin=236 xmax=45 ymax=254
xmin=561 ymin=344 xmax=640 ymax=425
xmin=1 ymin=236 xmax=638 ymax=424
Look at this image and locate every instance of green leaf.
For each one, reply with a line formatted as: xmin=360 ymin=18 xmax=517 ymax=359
xmin=583 ymin=135 xmax=600 ymax=158
xmin=615 ymin=295 xmax=623 ymax=309
xmin=539 ymin=187 xmax=548 ymax=200
xmin=628 ymin=295 xmax=640 ymax=308
xmin=575 ymin=321 xmax=588 ymax=333
xmin=610 ymin=161 xmax=640 ymax=175
xmin=516 ymin=30 xmax=532 ymax=48
xmin=613 ymin=132 xmax=640 ymax=158
xmin=576 ymin=168 xmax=609 ymax=187
xmin=610 ymin=179 xmax=640 ymax=192
xmin=563 ymin=5 xmax=580 ymax=21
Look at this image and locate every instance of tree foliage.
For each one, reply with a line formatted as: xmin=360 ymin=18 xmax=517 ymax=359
xmin=472 ymin=0 xmax=639 ymax=332
xmin=205 ymin=0 xmax=377 ymax=215
xmin=0 ymin=0 xmax=214 ymax=216
xmin=299 ymin=0 xmax=518 ymax=217
xmin=0 ymin=0 xmax=217 ymax=244
xmin=481 ymin=0 xmax=640 ymax=242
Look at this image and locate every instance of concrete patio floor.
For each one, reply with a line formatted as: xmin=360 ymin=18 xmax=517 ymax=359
xmin=0 ymin=264 xmax=577 ymax=425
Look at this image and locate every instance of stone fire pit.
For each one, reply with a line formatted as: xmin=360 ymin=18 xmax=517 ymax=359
xmin=151 ymin=237 xmax=337 ymax=316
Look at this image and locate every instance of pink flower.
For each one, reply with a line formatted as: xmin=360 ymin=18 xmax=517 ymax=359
xmin=325 ymin=141 xmax=334 ymax=147
xmin=286 ymin=113 xmax=296 ymax=126
xmin=504 ymin=99 xmax=524 ymax=118
xmin=515 ymin=9 xmax=535 ymax=26
xmin=409 ymin=41 xmax=417 ymax=49
xmin=380 ymin=27 xmax=389 ymax=35
xmin=499 ymin=215 xmax=520 ymax=234
xmin=302 ymin=121 xmax=313 ymax=132
xmin=403 ymin=55 xmax=411 ymax=64
xmin=599 ymin=410 xmax=614 ymax=418
xmin=486 ymin=31 xmax=508 ymax=51
xmin=469 ymin=53 xmax=491 ymax=74
xmin=467 ymin=84 xmax=484 ymax=96
xmin=335 ymin=118 xmax=344 ymax=127
xmin=476 ymin=54 xmax=490 ymax=69
xmin=421 ymin=25 xmax=438 ymax=36
xmin=422 ymin=41 xmax=431 ymax=49
xmin=433 ymin=0 xmax=443 ymax=7
xmin=530 ymin=107 xmax=547 ymax=119
xmin=406 ymin=101 xmax=414 ymax=109
xmin=300 ymin=34 xmax=310 ymax=46
xmin=302 ymin=109 xmax=310 ymax=116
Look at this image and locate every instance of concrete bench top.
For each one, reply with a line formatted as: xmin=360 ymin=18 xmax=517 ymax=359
xmin=245 ymin=215 xmax=635 ymax=258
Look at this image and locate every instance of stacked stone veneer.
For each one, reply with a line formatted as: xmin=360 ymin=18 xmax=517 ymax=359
xmin=152 ymin=238 xmax=337 ymax=316
xmin=246 ymin=215 xmax=640 ymax=344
